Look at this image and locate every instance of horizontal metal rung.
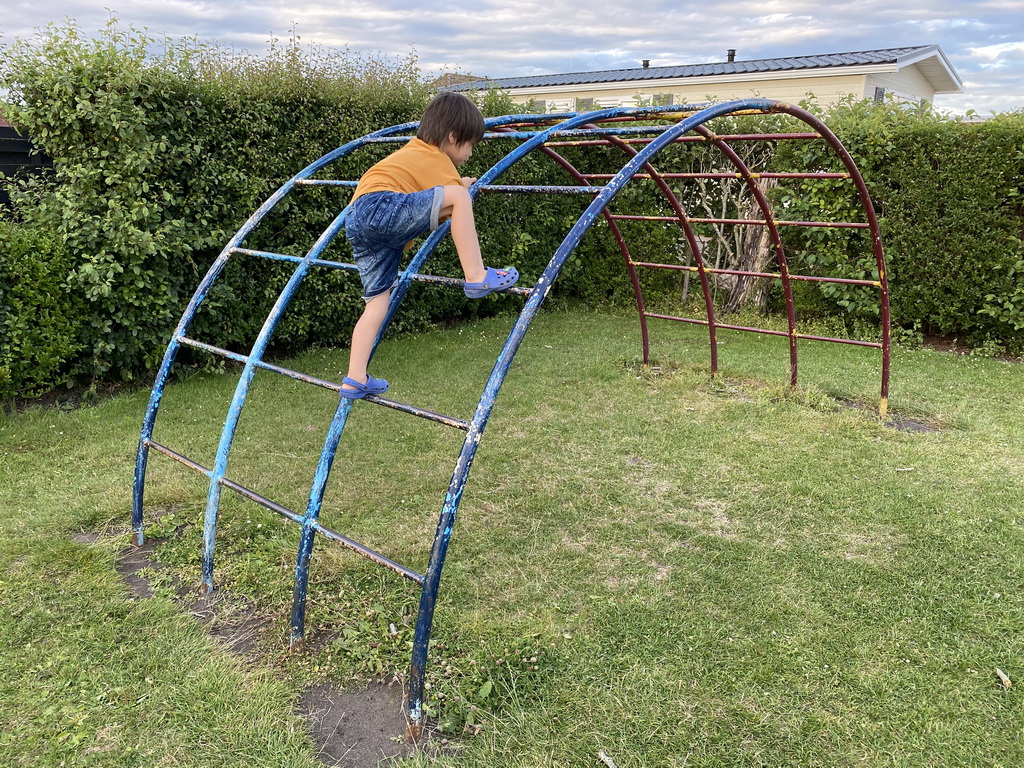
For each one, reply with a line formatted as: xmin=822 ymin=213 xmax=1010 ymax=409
xmin=610 ymin=215 xmax=869 ymax=229
xmin=229 ymin=247 xmax=359 ymax=273
xmin=228 ymin=250 xmax=531 ymax=296
xmin=142 ymin=439 xmax=422 ymax=582
xmin=176 ymin=343 xmax=470 ymax=431
xmin=255 ymin=361 xmax=346 ymax=391
xmin=230 ymin=246 xmax=305 ymax=263
xmin=175 ymin=341 xmax=470 ymax=429
xmin=293 ymin=179 xmax=358 ymax=187
xmin=177 ymin=336 xmax=249 ymax=364
xmin=177 ymin=337 xmax=360 ymax=393
xmin=543 ymin=132 xmax=820 ymax=148
xmin=581 ymin=172 xmax=851 ymax=180
xmin=359 ymin=393 xmax=471 ymax=431
xmin=629 ymin=263 xmax=881 ymax=287
xmin=143 ymin=439 xmax=304 ymax=524
xmin=144 ymin=439 xmax=211 ymax=476
xmin=312 ymin=522 xmax=424 ymax=585
xmin=230 ymin=249 xmax=535 ymax=292
xmin=643 ymin=314 xmax=883 ymax=348
xmin=411 ymin=272 xmax=532 ymax=297
xmin=478 ymin=184 xmax=603 ymax=195
xmin=218 ymin=478 xmax=306 ymax=525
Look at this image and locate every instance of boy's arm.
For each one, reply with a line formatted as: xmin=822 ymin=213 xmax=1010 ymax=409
xmin=461 ymin=177 xmax=476 ymax=189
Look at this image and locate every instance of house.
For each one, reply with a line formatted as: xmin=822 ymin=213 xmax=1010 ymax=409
xmin=449 ymin=46 xmax=963 ymax=111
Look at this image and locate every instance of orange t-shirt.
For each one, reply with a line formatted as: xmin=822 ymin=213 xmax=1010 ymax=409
xmin=351 ymin=137 xmax=461 ymax=202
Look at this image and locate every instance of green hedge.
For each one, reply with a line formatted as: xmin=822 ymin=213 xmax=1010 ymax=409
xmin=2 ymin=23 xmax=1023 ymax=403
xmin=772 ymin=98 xmax=1024 ymax=350
xmin=0 ymin=25 xmax=677 ymax=404
xmin=0 ymin=22 xmax=432 ymax=400
xmin=0 ymin=221 xmax=84 ymax=399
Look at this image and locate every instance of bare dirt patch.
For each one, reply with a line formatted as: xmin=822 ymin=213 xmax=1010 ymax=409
xmin=886 ymin=414 xmax=937 ymax=433
xmin=74 ymin=531 xmax=442 ymax=766
xmin=299 ymin=681 xmax=421 ymax=767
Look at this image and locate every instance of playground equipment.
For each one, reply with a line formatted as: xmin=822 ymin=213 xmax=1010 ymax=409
xmin=131 ymin=99 xmax=890 ymax=738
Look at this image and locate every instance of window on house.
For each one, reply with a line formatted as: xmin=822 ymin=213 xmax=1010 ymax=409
xmin=575 ymin=97 xmax=595 ymax=111
xmin=873 ymin=87 xmax=886 ymax=103
xmin=651 ymin=93 xmax=675 ymax=106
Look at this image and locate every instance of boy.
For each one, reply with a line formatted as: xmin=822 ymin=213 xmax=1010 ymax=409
xmin=340 ymin=92 xmax=519 ymax=399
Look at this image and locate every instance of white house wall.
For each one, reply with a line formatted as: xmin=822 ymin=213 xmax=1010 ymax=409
xmin=865 ymin=67 xmax=937 ymax=103
xmin=485 ymin=62 xmax=942 ymax=111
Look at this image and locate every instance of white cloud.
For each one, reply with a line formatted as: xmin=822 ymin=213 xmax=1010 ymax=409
xmin=0 ymin=0 xmax=1022 ymax=112
xmin=969 ymin=41 xmax=1024 ymax=61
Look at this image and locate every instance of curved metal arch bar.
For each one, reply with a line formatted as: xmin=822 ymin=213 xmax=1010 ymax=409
xmin=594 ymin=129 xmax=720 ymax=371
xmin=197 ymin=206 xmax=351 ymax=591
xmin=593 ymin=104 xmax=888 ymax=401
xmin=508 ymin=128 xmax=710 ymax=373
xmin=131 ymin=120 xmax=422 ymax=548
xmin=188 ymin=131 xmax=420 ymax=585
xmin=364 ymin=104 xmax=721 ymax=360
xmin=405 ymin=98 xmax=778 ymax=732
xmin=692 ymin=123 xmax=798 ymax=385
xmin=369 ymin=107 xmax=662 ymax=361
xmin=543 ymin=145 xmax=654 ymax=360
xmin=491 ymin=127 xmax=719 ymax=428
xmin=766 ymin=103 xmax=891 ymax=411
xmin=493 ymin=126 xmax=653 ymax=365
xmin=287 ymin=107 xmax=648 ymax=649
xmin=201 ymin=110 xmax=578 ymax=593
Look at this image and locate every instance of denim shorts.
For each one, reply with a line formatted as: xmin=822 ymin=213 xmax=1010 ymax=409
xmin=345 ymin=187 xmax=445 ymax=300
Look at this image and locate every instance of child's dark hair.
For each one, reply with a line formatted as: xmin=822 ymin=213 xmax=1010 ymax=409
xmin=417 ymin=92 xmax=485 ymax=146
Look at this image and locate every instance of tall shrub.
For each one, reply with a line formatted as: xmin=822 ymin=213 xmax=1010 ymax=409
xmin=0 ymin=220 xmax=83 ymax=401
xmin=772 ymin=97 xmax=1024 ymax=349
xmin=0 ymin=20 xmax=430 ymax=387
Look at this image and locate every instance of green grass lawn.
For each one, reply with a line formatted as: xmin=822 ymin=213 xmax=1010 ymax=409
xmin=2 ymin=308 xmax=1022 ymax=767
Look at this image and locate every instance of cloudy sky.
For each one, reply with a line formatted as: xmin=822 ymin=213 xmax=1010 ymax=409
xmin=2 ymin=0 xmax=1022 ymax=114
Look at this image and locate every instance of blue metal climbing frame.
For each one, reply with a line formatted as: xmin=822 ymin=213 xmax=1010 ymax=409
xmin=131 ymin=99 xmax=891 ymax=738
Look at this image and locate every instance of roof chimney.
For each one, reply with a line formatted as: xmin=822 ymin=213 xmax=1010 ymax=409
xmin=642 ymin=59 xmax=650 ymax=69
xmin=727 ymin=49 xmax=736 ymax=63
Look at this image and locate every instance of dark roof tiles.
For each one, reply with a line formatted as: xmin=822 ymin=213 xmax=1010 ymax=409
xmin=451 ymin=46 xmax=935 ymax=91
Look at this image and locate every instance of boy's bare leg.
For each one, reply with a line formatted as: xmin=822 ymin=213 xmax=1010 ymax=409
xmin=441 ymin=185 xmax=486 ymax=284
xmin=343 ymin=290 xmax=390 ymax=389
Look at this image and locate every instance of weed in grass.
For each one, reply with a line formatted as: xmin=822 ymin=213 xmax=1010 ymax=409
xmin=622 ymin=357 xmax=690 ymax=380
xmin=425 ymin=630 xmax=558 ymax=735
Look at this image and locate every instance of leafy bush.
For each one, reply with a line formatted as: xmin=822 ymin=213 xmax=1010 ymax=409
xmin=0 ymin=220 xmax=83 ymax=401
xmin=772 ymin=97 xmax=1024 ymax=351
xmin=3 ymin=24 xmax=1022 ymax=404
xmin=0 ymin=20 xmax=430 ymax=388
